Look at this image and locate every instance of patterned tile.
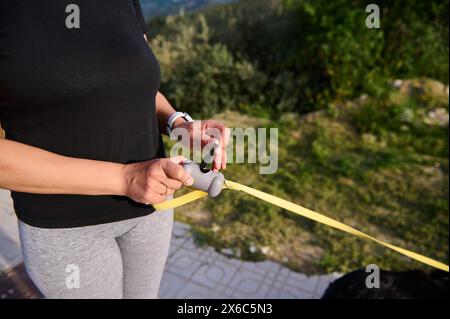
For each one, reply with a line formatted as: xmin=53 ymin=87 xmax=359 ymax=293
xmin=200 ymin=246 xmax=217 ymax=257
xmin=218 ymin=256 xmax=244 ymax=270
xmin=231 ymin=282 xmax=271 ymax=299
xmin=167 ymin=249 xmax=205 ymax=279
xmin=181 ymin=236 xmax=202 ymax=252
xmin=191 ymin=261 xmax=239 ymax=289
xmin=313 ymin=273 xmax=342 ymax=298
xmin=228 ymin=268 xmax=272 ymax=298
xmin=284 ymin=272 xmax=320 ymax=293
xmin=159 ymin=272 xmax=189 ymax=299
xmin=241 ymin=260 xmax=281 ymax=276
xmin=173 ymin=221 xmax=191 ymax=238
xmin=168 ymin=240 xmax=181 ymax=258
xmin=266 ymin=288 xmax=281 ymax=299
xmin=278 ymin=285 xmax=314 ymax=299
xmin=175 ymin=281 xmax=227 ymax=299
xmin=171 ymin=234 xmax=189 ymax=248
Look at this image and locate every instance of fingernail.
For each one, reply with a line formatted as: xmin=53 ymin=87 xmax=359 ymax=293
xmin=186 ymin=177 xmax=194 ymax=186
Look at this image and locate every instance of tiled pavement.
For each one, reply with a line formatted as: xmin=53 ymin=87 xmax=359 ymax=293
xmin=0 ymin=189 xmax=341 ymax=299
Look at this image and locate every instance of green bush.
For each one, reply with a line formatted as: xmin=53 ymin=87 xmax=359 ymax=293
xmin=283 ymin=0 xmax=448 ymax=108
xmin=149 ymin=0 xmax=448 ymax=116
xmin=150 ymin=15 xmax=267 ymax=117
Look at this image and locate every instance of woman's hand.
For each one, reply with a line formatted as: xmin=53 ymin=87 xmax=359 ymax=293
xmin=154 ymin=92 xmax=230 ymax=171
xmin=172 ymin=119 xmax=231 ymax=172
xmin=122 ymin=156 xmax=193 ymax=205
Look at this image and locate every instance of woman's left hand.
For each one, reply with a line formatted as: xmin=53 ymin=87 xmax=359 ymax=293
xmin=172 ymin=119 xmax=231 ymax=172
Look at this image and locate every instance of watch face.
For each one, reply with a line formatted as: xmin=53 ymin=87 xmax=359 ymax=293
xmin=167 ymin=112 xmax=193 ymax=135
xmin=184 ymin=113 xmax=194 ymax=122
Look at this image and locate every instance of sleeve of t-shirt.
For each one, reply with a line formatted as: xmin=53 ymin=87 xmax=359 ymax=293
xmin=132 ymin=0 xmax=149 ymax=34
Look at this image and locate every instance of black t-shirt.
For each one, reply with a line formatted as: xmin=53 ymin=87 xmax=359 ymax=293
xmin=0 ymin=0 xmax=165 ymax=228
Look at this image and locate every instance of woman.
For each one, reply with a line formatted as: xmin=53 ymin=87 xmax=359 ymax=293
xmin=0 ymin=0 xmax=229 ymax=298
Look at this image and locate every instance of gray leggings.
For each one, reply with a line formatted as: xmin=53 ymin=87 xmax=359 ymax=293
xmin=18 ymin=208 xmax=173 ymax=299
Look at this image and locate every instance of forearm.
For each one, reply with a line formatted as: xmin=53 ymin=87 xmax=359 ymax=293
xmin=0 ymin=139 xmax=126 ymax=196
xmin=155 ymin=91 xmax=185 ymax=134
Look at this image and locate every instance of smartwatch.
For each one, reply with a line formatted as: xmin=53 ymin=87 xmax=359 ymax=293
xmin=166 ymin=112 xmax=194 ymax=135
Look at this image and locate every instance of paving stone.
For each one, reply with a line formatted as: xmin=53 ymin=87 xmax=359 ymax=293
xmin=284 ymin=272 xmax=319 ymax=293
xmin=159 ymin=272 xmax=189 ymax=299
xmin=215 ymin=252 xmax=244 ymax=267
xmin=228 ymin=268 xmax=272 ymax=298
xmin=200 ymin=245 xmax=221 ymax=256
xmin=313 ymin=276 xmax=333 ymax=298
xmin=231 ymin=282 xmax=271 ymax=299
xmin=242 ymin=260 xmax=281 ymax=276
xmin=272 ymin=276 xmax=287 ymax=290
xmin=191 ymin=260 xmax=239 ymax=289
xmin=277 ymin=266 xmax=291 ymax=281
xmin=217 ymin=256 xmax=243 ymax=270
xmin=182 ymin=236 xmax=202 ymax=252
xmin=330 ymin=272 xmax=343 ymax=280
xmin=215 ymin=283 xmax=228 ymax=295
xmin=266 ymin=288 xmax=281 ymax=299
xmin=201 ymin=246 xmax=217 ymax=257
xmin=234 ymin=262 xmax=281 ymax=289
xmin=271 ymin=269 xmax=289 ymax=290
xmin=314 ymin=273 xmax=341 ymax=298
xmin=166 ymin=249 xmax=205 ymax=279
xmin=224 ymin=286 xmax=236 ymax=297
xmin=175 ymin=281 xmax=225 ymax=299
xmin=278 ymin=285 xmax=314 ymax=299
xmin=171 ymin=234 xmax=189 ymax=247
xmin=265 ymin=267 xmax=281 ymax=280
xmin=168 ymin=240 xmax=181 ymax=257
xmin=173 ymin=221 xmax=191 ymax=238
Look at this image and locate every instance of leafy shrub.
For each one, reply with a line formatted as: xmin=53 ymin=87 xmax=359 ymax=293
xmin=285 ymin=0 xmax=449 ymax=104
xmin=150 ymin=15 xmax=267 ymax=117
xmin=149 ymin=0 xmax=448 ymax=116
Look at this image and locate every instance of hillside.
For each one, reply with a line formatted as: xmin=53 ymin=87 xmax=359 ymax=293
xmin=140 ymin=0 xmax=235 ymax=19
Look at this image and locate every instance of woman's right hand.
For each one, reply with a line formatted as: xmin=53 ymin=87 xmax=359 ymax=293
xmin=122 ymin=156 xmax=193 ymax=205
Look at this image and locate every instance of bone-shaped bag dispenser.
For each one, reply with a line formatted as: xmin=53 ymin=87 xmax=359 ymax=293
xmin=182 ymin=160 xmax=224 ymax=197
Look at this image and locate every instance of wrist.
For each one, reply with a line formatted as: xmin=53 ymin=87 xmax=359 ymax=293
xmin=119 ymin=163 xmax=133 ymax=197
xmin=171 ymin=117 xmax=188 ymax=130
xmin=166 ymin=111 xmax=194 ymax=135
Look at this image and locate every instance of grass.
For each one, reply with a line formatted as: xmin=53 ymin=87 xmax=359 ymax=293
xmin=166 ymin=79 xmax=449 ymax=274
